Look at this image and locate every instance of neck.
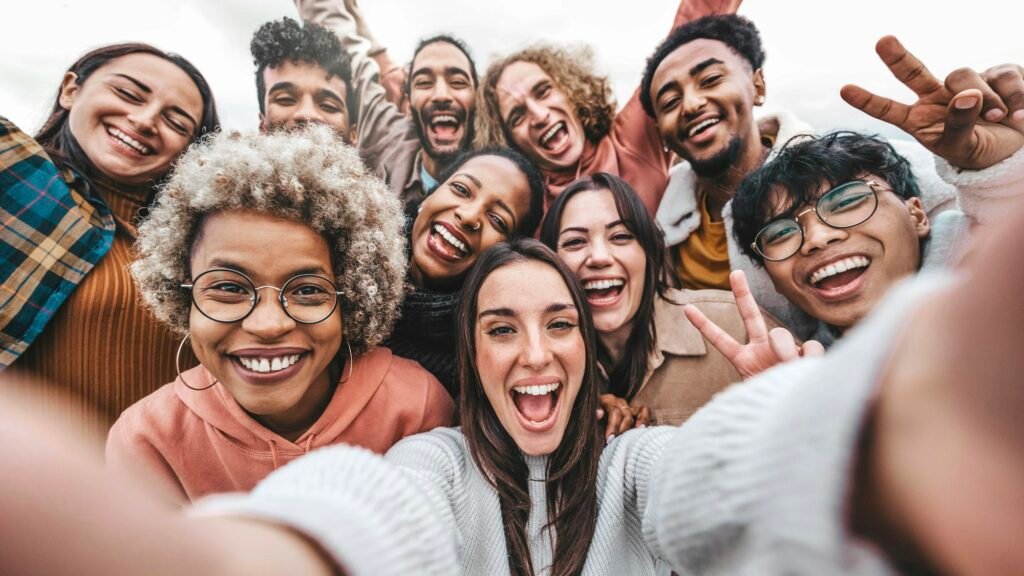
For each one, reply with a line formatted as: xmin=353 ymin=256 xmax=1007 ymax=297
xmin=253 ymin=370 xmax=337 ymax=443
xmin=697 ymin=133 xmax=767 ymax=221
xmin=597 ymin=321 xmax=634 ymax=369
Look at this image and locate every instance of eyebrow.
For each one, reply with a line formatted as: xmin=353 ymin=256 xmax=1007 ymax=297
xmin=411 ymin=66 xmax=471 ymax=80
xmin=689 ymin=57 xmax=724 ymax=77
xmin=113 ymin=73 xmax=198 ymax=130
xmin=315 ymin=88 xmax=345 ymax=104
xmin=203 ymin=259 xmax=329 ymax=278
xmin=558 ymin=219 xmax=626 ymax=237
xmin=478 ymin=301 xmax=577 ymax=319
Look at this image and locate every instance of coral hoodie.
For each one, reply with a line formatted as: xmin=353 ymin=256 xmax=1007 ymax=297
xmin=106 ymin=346 xmax=454 ymax=503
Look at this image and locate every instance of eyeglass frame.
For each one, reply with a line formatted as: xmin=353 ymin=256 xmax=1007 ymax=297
xmin=180 ymin=268 xmax=344 ymax=325
xmin=750 ymin=179 xmax=891 ymax=262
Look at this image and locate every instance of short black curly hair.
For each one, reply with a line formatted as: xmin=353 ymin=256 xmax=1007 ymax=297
xmin=251 ymin=17 xmax=353 ymax=117
xmin=640 ymin=14 xmax=765 ymax=118
xmin=732 ymin=131 xmax=921 ymax=266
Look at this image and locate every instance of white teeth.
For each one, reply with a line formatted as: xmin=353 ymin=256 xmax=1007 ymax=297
xmin=583 ymin=278 xmax=624 ymax=291
xmin=106 ymin=126 xmax=152 ymax=154
xmin=688 ymin=117 xmax=721 ymax=138
xmin=513 ymin=383 xmax=560 ymax=396
xmin=540 ymin=122 xmax=564 ymax=146
xmin=237 ymin=354 xmax=301 ymax=374
xmin=433 ymin=224 xmax=469 ymax=254
xmin=809 ymin=256 xmax=871 ymax=285
xmin=431 ymin=114 xmax=459 ymax=126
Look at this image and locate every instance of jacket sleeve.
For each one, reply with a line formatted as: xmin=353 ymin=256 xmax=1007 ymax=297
xmin=935 ymin=145 xmax=1024 ymax=226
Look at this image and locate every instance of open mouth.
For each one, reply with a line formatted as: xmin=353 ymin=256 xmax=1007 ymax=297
xmin=685 ymin=116 xmax=722 ymax=141
xmin=582 ymin=278 xmax=624 ymax=306
xmin=427 ymin=222 xmax=471 ymax=261
xmin=808 ymin=255 xmax=871 ymax=291
xmin=539 ymin=121 xmax=569 ymax=151
xmin=428 ymin=113 xmax=463 ymax=142
xmin=511 ymin=382 xmax=561 ymax=427
xmin=107 ymin=126 xmax=153 ymax=155
xmin=231 ymin=352 xmax=305 ymax=375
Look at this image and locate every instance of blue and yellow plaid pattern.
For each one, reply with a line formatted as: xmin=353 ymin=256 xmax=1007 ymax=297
xmin=0 ymin=115 xmax=115 ymax=368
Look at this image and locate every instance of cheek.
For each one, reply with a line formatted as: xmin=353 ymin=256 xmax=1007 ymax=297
xmin=187 ymin=310 xmax=230 ymax=364
xmin=557 ymin=250 xmax=586 ymax=274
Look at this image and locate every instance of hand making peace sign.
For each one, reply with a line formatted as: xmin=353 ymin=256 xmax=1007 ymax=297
xmin=683 ymin=270 xmax=824 ymax=380
xmin=840 ymin=35 xmax=1024 ymax=171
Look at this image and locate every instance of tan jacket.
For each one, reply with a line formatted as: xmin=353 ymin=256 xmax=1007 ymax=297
xmin=628 ymin=288 xmax=778 ymax=426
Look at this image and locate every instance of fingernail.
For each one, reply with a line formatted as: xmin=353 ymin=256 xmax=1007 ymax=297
xmin=954 ymin=95 xmax=978 ymax=109
xmin=1013 ymin=109 xmax=1024 ymax=121
xmin=985 ymin=108 xmax=1005 ymax=121
xmin=607 ymin=434 xmax=616 ymax=443
xmin=596 ymin=409 xmax=605 ymax=419
xmin=638 ymin=424 xmax=647 ymax=429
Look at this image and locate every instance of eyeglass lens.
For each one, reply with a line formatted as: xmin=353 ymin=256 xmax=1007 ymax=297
xmin=190 ymin=270 xmax=338 ymax=323
xmin=754 ymin=181 xmax=878 ymax=261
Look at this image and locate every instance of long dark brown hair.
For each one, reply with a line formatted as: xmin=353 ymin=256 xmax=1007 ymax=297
xmin=457 ymin=238 xmax=602 ymax=576
xmin=35 ymin=43 xmax=220 ymax=189
xmin=539 ymin=173 xmax=671 ymax=400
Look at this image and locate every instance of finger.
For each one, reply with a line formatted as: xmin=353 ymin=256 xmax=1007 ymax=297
xmin=946 ymin=66 xmax=1007 ymax=122
xmin=800 ymin=339 xmax=826 ymax=358
xmin=941 ymin=89 xmax=984 ymax=157
xmin=684 ymin=304 xmax=741 ymax=360
xmin=728 ymin=270 xmax=769 ymax=341
xmin=633 ymin=405 xmax=651 ymax=428
xmin=980 ymin=64 xmax=1024 ymax=121
xmin=616 ymin=406 xmax=635 ymax=435
xmin=596 ymin=408 xmax=605 ymax=420
xmin=841 ymin=84 xmax=912 ymax=129
xmin=874 ymin=35 xmax=944 ymax=97
xmin=767 ymin=327 xmax=799 ymax=363
xmin=606 ymin=409 xmax=623 ymax=440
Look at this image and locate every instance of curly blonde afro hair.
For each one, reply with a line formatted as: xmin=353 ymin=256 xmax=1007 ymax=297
xmin=131 ymin=125 xmax=407 ymax=354
xmin=475 ymin=44 xmax=616 ymax=151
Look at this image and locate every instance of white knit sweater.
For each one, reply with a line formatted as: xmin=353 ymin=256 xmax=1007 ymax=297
xmin=198 ymin=274 xmax=953 ymax=576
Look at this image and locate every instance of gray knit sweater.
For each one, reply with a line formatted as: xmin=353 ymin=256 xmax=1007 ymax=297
xmin=199 ymin=274 xmax=951 ymax=576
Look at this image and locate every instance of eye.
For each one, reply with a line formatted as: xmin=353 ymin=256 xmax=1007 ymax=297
xmin=449 ymin=181 xmax=471 ymax=198
xmin=764 ymin=222 xmax=800 ymax=245
xmin=537 ymin=84 xmax=551 ymax=99
xmin=700 ymin=73 xmax=723 ymax=88
xmin=825 ymin=190 xmax=873 ymax=214
xmin=201 ymin=281 xmax=252 ymax=302
xmin=488 ymin=213 xmax=509 ymax=234
xmin=115 ymin=87 xmax=143 ymax=103
xmin=164 ymin=115 xmax=189 ymax=135
xmin=413 ymin=79 xmax=433 ymax=89
xmin=558 ymin=237 xmax=586 ymax=250
xmin=450 ymin=78 xmax=470 ymax=89
xmin=272 ymin=95 xmax=296 ymax=106
xmin=507 ymin=111 xmax=523 ymax=128
xmin=485 ymin=324 xmax=516 ymax=338
xmin=610 ymin=231 xmax=635 ymax=244
xmin=321 ymin=102 xmax=342 ymax=113
xmin=659 ymin=95 xmax=680 ymax=113
xmin=548 ymin=319 xmax=577 ymax=333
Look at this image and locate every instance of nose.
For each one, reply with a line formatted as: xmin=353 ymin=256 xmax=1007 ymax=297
xmin=291 ymin=95 xmax=324 ymax=124
xmin=127 ymin=103 xmax=160 ymax=135
xmin=682 ymin=89 xmax=707 ymax=116
xmin=241 ymin=289 xmax=296 ymax=340
xmin=799 ymin=213 xmax=847 ymax=255
xmin=526 ymin=99 xmax=549 ymax=127
xmin=431 ymin=77 xmax=454 ymax=103
xmin=585 ymin=237 xmax=613 ymax=268
xmin=454 ymin=199 xmax=484 ymax=232
xmin=518 ymin=326 xmax=552 ymax=370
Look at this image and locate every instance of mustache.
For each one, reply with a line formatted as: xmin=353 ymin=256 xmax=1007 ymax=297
xmin=416 ymin=103 xmax=468 ymax=125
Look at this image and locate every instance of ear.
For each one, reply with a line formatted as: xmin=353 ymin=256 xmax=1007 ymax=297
xmin=348 ymin=123 xmax=359 ymax=146
xmin=752 ymin=68 xmax=766 ymax=105
xmin=58 ymin=72 xmax=80 ymax=111
xmin=258 ymin=112 xmax=269 ymax=133
xmin=905 ymin=197 xmax=931 ymax=238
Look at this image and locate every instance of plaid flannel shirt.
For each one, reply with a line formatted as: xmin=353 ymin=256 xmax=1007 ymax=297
xmin=0 ymin=115 xmax=115 ymax=368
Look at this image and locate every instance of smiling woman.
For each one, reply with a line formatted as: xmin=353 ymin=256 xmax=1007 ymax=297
xmin=1 ymin=43 xmax=219 ymax=432
xmin=105 ymin=126 xmax=454 ymax=502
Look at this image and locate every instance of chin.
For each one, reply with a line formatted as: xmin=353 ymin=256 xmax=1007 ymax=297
xmin=514 ymin=432 xmax=563 ymax=456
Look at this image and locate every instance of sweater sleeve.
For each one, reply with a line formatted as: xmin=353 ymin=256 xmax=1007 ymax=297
xmin=642 ymin=273 xmax=955 ymax=574
xmin=192 ymin=432 xmax=464 ymax=576
xmin=935 ymin=145 xmax=1024 ymax=226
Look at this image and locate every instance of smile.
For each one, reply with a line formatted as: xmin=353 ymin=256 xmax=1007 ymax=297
xmin=511 ymin=381 xmax=562 ymax=427
xmin=107 ymin=126 xmax=153 ymax=155
xmin=235 ymin=354 xmax=302 ymax=374
xmin=687 ymin=116 xmax=721 ymax=139
xmin=426 ymin=222 xmax=472 ymax=263
xmin=582 ymin=277 xmax=624 ymax=306
xmin=808 ymin=255 xmax=871 ymax=287
xmin=427 ymin=112 xmax=463 ymax=141
xmin=539 ymin=121 xmax=569 ymax=150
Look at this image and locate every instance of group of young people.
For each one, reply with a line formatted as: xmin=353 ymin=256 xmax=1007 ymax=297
xmin=2 ymin=0 xmax=1023 ymax=574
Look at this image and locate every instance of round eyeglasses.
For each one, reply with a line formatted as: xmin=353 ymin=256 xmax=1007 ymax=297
xmin=751 ymin=180 xmax=886 ymax=262
xmin=182 ymin=269 xmax=343 ymax=324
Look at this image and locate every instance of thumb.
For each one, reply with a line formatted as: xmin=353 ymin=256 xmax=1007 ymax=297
xmin=942 ymin=88 xmax=984 ymax=160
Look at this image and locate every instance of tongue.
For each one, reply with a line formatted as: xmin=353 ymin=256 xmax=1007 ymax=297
xmin=818 ymin=268 xmax=865 ymax=290
xmin=513 ymin=392 xmax=555 ymax=423
xmin=432 ymin=123 xmax=458 ymax=139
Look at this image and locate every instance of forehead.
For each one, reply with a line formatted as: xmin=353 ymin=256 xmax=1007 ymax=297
xmin=457 ymin=155 xmax=532 ymax=214
xmin=412 ymin=41 xmax=472 ymax=75
xmin=478 ymin=260 xmax=572 ymax=313
xmin=496 ymin=61 xmax=551 ymax=109
xmin=560 ymin=189 xmax=620 ymax=229
xmin=192 ymin=210 xmax=332 ymax=275
xmin=651 ymin=38 xmax=750 ymax=89
xmin=93 ymin=53 xmax=203 ymax=113
xmin=263 ymin=60 xmax=348 ymax=96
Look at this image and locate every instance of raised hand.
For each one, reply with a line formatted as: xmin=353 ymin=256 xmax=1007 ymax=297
xmin=840 ymin=36 xmax=1024 ymax=171
xmin=597 ymin=394 xmax=650 ymax=441
xmin=683 ymin=270 xmax=824 ymax=379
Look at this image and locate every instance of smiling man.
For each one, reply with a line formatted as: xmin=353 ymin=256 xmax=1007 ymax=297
xmin=297 ymin=0 xmax=478 ymax=204
xmin=251 ymin=18 xmax=356 ymax=142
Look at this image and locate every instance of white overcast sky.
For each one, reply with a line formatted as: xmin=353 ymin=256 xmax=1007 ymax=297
xmin=2 ymin=1 xmax=1022 ymax=140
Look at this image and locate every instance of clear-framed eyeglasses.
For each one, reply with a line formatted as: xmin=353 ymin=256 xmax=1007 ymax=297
xmin=181 ymin=268 xmax=343 ymax=324
xmin=751 ymin=180 xmax=889 ymax=262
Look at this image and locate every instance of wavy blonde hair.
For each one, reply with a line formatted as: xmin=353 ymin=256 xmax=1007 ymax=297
xmin=131 ymin=125 xmax=407 ymax=354
xmin=475 ymin=44 xmax=616 ymax=151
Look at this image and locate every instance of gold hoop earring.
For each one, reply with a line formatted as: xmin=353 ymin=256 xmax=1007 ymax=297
xmin=338 ymin=339 xmax=354 ymax=384
xmin=176 ymin=332 xmax=216 ymax=391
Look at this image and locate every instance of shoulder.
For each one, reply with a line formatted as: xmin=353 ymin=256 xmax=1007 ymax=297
xmin=378 ymin=350 xmax=456 ymax=429
xmin=662 ymin=288 xmax=741 ymax=322
xmin=108 ymin=380 xmax=190 ymax=442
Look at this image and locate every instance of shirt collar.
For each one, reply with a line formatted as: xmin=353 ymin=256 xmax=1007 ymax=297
xmin=649 ymin=289 xmax=708 ymax=370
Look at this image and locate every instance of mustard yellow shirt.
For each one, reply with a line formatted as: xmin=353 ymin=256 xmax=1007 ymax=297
xmin=676 ymin=193 xmax=731 ymax=291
